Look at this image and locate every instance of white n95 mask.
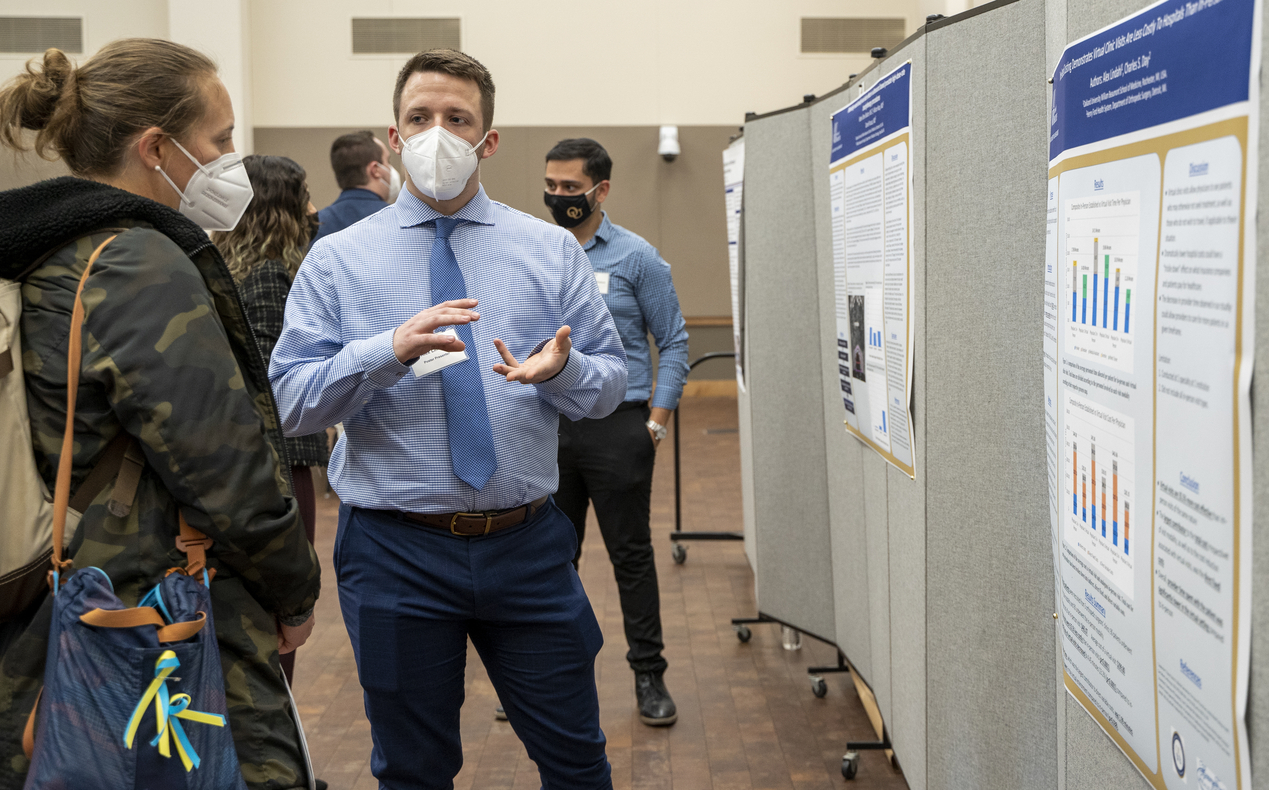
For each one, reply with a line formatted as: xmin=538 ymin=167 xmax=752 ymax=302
xmin=379 ymin=163 xmax=403 ymax=203
xmin=401 ymin=126 xmax=489 ymax=201
xmin=155 ymin=138 xmax=255 ymax=231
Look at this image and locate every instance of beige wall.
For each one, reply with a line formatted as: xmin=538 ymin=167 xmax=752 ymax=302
xmin=250 ymin=0 xmax=925 ymax=129
xmin=255 ymin=124 xmax=736 ymax=319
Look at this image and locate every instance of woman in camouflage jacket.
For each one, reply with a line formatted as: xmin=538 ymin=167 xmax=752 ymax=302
xmin=0 ymin=40 xmax=321 ymax=790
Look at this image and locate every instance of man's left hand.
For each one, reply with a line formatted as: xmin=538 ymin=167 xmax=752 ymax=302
xmin=493 ymin=325 xmax=572 ymax=384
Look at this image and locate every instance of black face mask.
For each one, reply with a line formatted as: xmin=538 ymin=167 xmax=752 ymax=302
xmin=544 ymin=184 xmax=600 ymax=228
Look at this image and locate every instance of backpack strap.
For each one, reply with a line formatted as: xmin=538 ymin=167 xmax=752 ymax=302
xmin=48 ymin=236 xmax=117 ymax=590
xmin=46 ymin=236 xmax=211 ymax=586
xmin=22 ymin=688 xmax=40 ymax=759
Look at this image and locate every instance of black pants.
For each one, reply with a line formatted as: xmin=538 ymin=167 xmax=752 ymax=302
xmin=556 ymin=400 xmax=667 ymax=674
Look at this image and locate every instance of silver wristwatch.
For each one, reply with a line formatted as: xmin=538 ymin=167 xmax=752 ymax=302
xmin=646 ymin=420 xmax=668 ymax=441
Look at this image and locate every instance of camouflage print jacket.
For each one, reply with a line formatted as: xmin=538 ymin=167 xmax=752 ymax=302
xmin=0 ymin=177 xmax=320 ymax=790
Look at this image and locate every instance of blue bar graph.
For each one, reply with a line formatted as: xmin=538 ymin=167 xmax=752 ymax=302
xmin=1102 ymin=258 xmax=1109 ymax=328
xmin=1072 ymin=263 xmax=1078 ymax=323
xmin=1082 ymin=275 xmax=1088 ymax=323
xmin=1124 ymin=289 xmax=1131 ymax=333
xmin=1092 ymin=272 xmax=1098 ymax=326
xmin=1113 ymin=269 xmax=1120 ymax=330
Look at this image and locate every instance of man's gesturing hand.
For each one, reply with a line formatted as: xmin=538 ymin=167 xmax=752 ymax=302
xmin=493 ymin=325 xmax=572 ymax=384
xmin=393 ymin=299 xmax=480 ymax=363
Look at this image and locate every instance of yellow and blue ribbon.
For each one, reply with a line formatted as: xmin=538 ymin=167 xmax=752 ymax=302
xmin=123 ymin=650 xmax=226 ymax=772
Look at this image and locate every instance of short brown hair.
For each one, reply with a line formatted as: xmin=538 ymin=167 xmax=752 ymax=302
xmin=393 ymin=49 xmax=495 ymax=131
xmin=0 ymin=38 xmax=217 ymax=177
xmin=330 ymin=130 xmax=383 ymax=190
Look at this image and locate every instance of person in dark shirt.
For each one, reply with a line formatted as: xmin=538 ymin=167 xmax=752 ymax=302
xmin=213 ymin=154 xmax=331 ymax=689
xmin=312 ymin=130 xmax=399 ymax=243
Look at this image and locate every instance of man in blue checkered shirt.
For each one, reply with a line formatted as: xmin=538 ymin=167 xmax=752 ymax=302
xmin=543 ymin=138 xmax=691 ymax=728
xmin=270 ymin=50 xmax=625 ymax=789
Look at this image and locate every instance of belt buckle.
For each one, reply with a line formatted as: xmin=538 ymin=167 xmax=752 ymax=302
xmin=450 ymin=511 xmax=494 ymax=536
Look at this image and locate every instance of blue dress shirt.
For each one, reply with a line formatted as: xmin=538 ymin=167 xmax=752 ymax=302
xmin=313 ymin=188 xmax=388 ymax=244
xmin=270 ymin=186 xmax=628 ymax=513
xmin=583 ymin=214 xmax=689 ymax=410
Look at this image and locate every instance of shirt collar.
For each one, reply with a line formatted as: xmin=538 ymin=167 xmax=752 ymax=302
xmin=337 ymin=188 xmax=384 ymax=203
xmin=584 ymin=212 xmax=613 ymax=251
xmin=396 ymin=185 xmax=497 ymax=229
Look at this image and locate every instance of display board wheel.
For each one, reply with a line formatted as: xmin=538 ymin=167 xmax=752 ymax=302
xmin=735 ymin=625 xmax=752 ymax=643
xmin=841 ymin=751 xmax=859 ymax=780
xmin=671 ymin=543 xmax=687 ymax=564
xmin=810 ymin=676 xmax=828 ymax=698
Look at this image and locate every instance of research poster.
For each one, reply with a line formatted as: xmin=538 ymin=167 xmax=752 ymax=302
xmin=723 ymin=137 xmax=746 ymax=390
xmin=828 ymin=63 xmax=916 ymax=478
xmin=1046 ymin=1 xmax=1258 ymax=787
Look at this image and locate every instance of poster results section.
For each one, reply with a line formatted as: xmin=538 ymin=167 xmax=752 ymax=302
xmin=828 ymin=62 xmax=916 ymax=478
xmin=1047 ymin=1 xmax=1258 ymax=788
xmin=724 ymin=138 xmax=746 ymax=390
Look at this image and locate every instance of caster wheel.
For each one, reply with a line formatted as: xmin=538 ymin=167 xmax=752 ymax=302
xmin=841 ymin=751 xmax=859 ymax=780
xmin=671 ymin=543 xmax=687 ymax=564
xmin=810 ymin=676 xmax=828 ymax=698
xmin=735 ymin=625 xmax=752 ymax=643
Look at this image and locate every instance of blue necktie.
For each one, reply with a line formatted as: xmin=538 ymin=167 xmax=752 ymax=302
xmin=429 ymin=217 xmax=497 ymax=490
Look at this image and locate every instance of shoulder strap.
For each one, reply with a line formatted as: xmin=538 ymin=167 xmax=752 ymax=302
xmin=47 ymin=235 xmax=211 ymax=588
xmin=48 ymin=236 xmax=116 ymax=587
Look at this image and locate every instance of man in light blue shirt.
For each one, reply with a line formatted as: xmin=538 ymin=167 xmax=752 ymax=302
xmin=543 ymin=138 xmax=690 ymax=727
xmin=271 ymin=50 xmax=625 ymax=789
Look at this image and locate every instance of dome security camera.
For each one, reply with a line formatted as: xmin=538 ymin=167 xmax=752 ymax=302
xmin=658 ymin=126 xmax=681 ymax=162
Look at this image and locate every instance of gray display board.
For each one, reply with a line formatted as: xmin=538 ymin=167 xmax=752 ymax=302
xmin=735 ymin=1 xmax=1266 ymax=788
xmin=809 ymin=39 xmax=930 ymax=787
xmin=740 ymin=106 xmax=836 ymax=642
xmin=924 ymin=2 xmax=1058 ymax=788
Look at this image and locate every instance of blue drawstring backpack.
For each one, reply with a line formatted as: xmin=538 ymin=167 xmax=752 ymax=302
xmin=23 ymin=568 xmax=246 ymax=790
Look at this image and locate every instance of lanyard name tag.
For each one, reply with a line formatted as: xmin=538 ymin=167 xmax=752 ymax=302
xmin=412 ymin=328 xmax=469 ymax=378
xmin=594 ymin=271 xmax=610 ymax=294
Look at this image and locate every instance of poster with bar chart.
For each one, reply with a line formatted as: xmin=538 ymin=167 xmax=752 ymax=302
xmin=828 ymin=62 xmax=915 ymax=478
xmin=1065 ymin=191 xmax=1139 ymax=373
xmin=1062 ymin=393 xmax=1135 ymax=598
xmin=1045 ymin=0 xmax=1258 ymax=787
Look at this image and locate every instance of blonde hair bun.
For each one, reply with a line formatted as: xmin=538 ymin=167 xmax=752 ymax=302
xmin=4 ymin=48 xmax=74 ymax=133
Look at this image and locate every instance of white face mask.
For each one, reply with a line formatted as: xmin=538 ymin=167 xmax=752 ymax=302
xmin=400 ymin=126 xmax=489 ymax=201
xmin=377 ymin=162 xmax=403 ymax=203
xmin=155 ymin=139 xmax=255 ymax=231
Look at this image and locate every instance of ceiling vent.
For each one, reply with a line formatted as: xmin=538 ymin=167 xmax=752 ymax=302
xmin=800 ymin=18 xmax=906 ymax=54
xmin=0 ymin=16 xmax=83 ymax=54
xmin=352 ymin=17 xmax=461 ymax=54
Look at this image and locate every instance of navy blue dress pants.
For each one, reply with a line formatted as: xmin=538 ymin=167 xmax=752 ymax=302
xmin=336 ymin=500 xmax=612 ymax=790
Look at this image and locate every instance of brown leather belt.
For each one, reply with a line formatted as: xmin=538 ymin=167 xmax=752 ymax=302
xmin=400 ymin=495 xmax=549 ymax=537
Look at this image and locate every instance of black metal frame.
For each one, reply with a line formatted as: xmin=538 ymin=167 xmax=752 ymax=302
xmin=670 ymin=352 xmax=744 ymax=543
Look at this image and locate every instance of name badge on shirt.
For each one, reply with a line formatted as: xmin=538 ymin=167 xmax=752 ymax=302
xmin=412 ymin=328 xmax=469 ymax=378
xmin=594 ymin=271 xmax=610 ymax=294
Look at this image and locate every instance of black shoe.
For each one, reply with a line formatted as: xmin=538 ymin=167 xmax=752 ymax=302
xmin=315 ymin=780 xmax=328 ymax=790
xmin=635 ymin=671 xmax=677 ymax=726
xmin=494 ymin=704 xmax=508 ymax=721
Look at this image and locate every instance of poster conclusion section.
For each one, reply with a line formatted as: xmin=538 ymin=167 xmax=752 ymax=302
xmin=829 ymin=63 xmax=916 ymax=478
xmin=1046 ymin=1 xmax=1257 ymax=788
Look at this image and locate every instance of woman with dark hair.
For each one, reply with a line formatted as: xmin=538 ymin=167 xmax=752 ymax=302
xmin=0 ymin=40 xmax=319 ymax=789
xmin=214 ymin=155 xmax=330 ymax=686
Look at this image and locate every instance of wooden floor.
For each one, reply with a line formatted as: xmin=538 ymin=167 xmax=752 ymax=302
xmin=291 ymin=396 xmax=909 ymax=790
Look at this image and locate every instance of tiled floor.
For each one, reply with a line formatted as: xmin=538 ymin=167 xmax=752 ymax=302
xmin=291 ymin=396 xmax=908 ymax=790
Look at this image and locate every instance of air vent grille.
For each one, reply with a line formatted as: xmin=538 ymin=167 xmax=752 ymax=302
xmin=0 ymin=17 xmax=82 ymax=54
xmin=352 ymin=17 xmax=460 ymax=54
xmin=800 ymin=18 xmax=906 ymax=54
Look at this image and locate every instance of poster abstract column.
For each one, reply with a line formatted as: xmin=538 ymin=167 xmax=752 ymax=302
xmin=829 ymin=63 xmax=916 ymax=478
xmin=1046 ymin=1 xmax=1258 ymax=787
